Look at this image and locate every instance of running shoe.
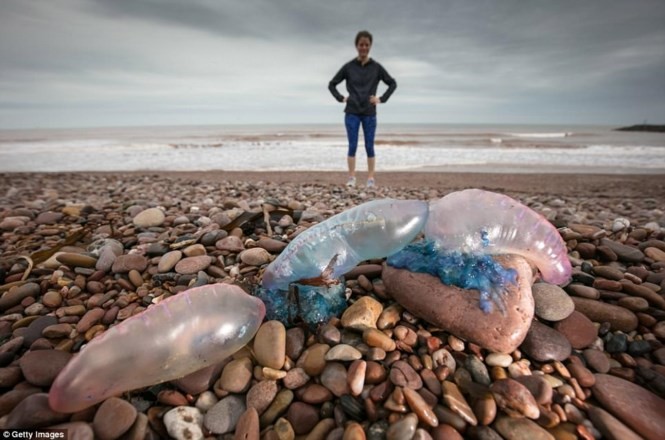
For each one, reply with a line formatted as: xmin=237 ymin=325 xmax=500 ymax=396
xmin=366 ymin=178 xmax=375 ymax=188
xmin=346 ymin=176 xmax=356 ymax=187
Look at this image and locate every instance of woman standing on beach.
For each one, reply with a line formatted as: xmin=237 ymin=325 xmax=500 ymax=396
xmin=328 ymin=30 xmax=397 ymax=188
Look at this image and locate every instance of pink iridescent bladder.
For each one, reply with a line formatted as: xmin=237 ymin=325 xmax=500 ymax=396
xmin=49 ymin=283 xmax=265 ymax=413
xmin=424 ymin=189 xmax=572 ymax=285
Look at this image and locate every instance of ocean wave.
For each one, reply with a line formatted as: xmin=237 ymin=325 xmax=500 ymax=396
xmin=505 ymin=132 xmax=573 ymax=138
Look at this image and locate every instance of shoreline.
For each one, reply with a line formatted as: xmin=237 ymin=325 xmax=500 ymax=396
xmin=3 ymin=170 xmax=663 ymax=201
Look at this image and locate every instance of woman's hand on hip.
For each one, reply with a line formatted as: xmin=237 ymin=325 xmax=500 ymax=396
xmin=369 ymin=96 xmax=381 ymax=105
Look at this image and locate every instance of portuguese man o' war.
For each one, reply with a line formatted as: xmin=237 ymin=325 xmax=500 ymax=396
xmin=261 ymin=199 xmax=429 ymax=292
xmin=389 ymin=189 xmax=571 ymax=313
xmin=424 ymin=189 xmax=572 ymax=285
xmin=49 ymin=284 xmax=265 ymax=413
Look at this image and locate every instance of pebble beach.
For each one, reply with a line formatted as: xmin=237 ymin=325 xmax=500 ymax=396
xmin=1 ymin=170 xmax=664 ymax=440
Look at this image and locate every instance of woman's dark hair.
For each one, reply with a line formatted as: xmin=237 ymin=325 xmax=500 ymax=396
xmin=355 ymin=30 xmax=373 ymax=46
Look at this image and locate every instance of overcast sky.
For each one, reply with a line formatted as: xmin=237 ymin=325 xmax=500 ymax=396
xmin=1 ymin=0 xmax=664 ymax=129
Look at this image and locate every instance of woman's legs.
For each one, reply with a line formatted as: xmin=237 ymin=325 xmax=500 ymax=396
xmin=361 ymin=115 xmax=377 ymax=182
xmin=344 ymin=114 xmax=361 ymax=181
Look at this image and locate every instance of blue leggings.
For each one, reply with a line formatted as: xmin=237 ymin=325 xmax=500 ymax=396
xmin=345 ymin=113 xmax=376 ymax=158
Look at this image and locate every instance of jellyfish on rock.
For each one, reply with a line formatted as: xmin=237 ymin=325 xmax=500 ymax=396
xmin=388 ymin=189 xmax=572 ymax=313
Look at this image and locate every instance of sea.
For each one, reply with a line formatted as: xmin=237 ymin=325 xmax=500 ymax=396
xmin=1 ymin=124 xmax=664 ymax=174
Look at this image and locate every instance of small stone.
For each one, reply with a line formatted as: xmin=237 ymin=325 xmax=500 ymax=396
xmin=485 ymin=353 xmax=513 ymax=368
xmin=441 ymin=381 xmax=477 ymax=426
xmin=325 ymin=344 xmax=362 ymax=361
xmin=583 ymin=349 xmax=611 ymax=373
xmin=0 ymin=282 xmax=41 ymax=311
xmin=514 ymin=375 xmax=553 ymax=405
xmin=163 ymin=406 xmax=204 ymax=440
xmin=532 ymin=283 xmax=575 ymax=321
xmin=490 ymin=378 xmax=540 ymax=419
xmin=5 ymin=393 xmax=69 ymax=429
xmin=215 ymin=236 xmax=245 ymax=252
xmin=133 ymin=207 xmax=165 ymax=228
xmin=494 ymin=415 xmax=554 ymax=440
xmin=220 ymin=358 xmax=253 ymax=393
xmin=204 ymin=395 xmax=246 ymax=434
xmin=234 ymin=407 xmax=260 ymax=440
xmin=286 ymin=402 xmax=320 ymax=435
xmin=592 ymin=373 xmax=665 ymax=440
xmin=573 ymin=298 xmax=638 ymax=332
xmin=343 ymin=362 xmax=366 ymax=392
xmin=320 ymin=362 xmax=349 ymax=397
xmin=520 ymin=320 xmax=572 ymax=362
xmin=341 ymin=296 xmax=383 ymax=330
xmin=403 ymin=387 xmax=439 ymax=427
xmin=56 ymin=253 xmax=97 ymax=268
xmin=587 ymin=405 xmax=643 ymax=440
xmin=254 ymin=321 xmax=286 ymax=370
xmin=283 ymin=367 xmax=310 ymax=390
xmin=175 ymin=255 xmax=212 ymax=274
xmin=274 ymin=417 xmax=296 ymax=439
xmin=19 ymin=349 xmax=72 ymax=387
xmin=600 ymin=238 xmax=644 ymax=263
xmin=553 ymin=311 xmax=598 ymax=349
xmin=239 ymin=248 xmax=272 ymax=266
xmin=386 ymin=413 xmax=418 ymax=440
xmin=390 ymin=360 xmax=423 ymax=390
xmin=300 ymin=343 xmax=330 ymax=376
xmin=93 ymin=397 xmax=138 ymax=440
xmin=246 ymin=380 xmax=278 ymax=416
xmin=363 ymin=328 xmax=396 ymax=352
xmin=158 ymin=250 xmax=182 ymax=272
xmin=112 ymin=254 xmax=148 ymax=273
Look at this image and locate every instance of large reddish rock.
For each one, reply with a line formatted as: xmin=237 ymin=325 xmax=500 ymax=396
xmin=592 ymin=373 xmax=665 ymax=440
xmin=382 ymin=255 xmax=534 ymax=353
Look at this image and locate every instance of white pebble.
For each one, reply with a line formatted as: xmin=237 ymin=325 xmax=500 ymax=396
xmin=163 ymin=406 xmax=204 ymax=440
xmin=195 ymin=391 xmax=219 ymax=412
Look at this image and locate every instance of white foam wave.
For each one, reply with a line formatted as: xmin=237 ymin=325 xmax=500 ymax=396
xmin=506 ymin=132 xmax=572 ymax=138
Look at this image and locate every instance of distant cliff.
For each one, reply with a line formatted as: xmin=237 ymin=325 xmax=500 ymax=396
xmin=615 ymin=124 xmax=665 ymax=133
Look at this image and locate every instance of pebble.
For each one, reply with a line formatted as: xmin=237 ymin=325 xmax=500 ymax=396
xmin=56 ymin=252 xmax=98 ymax=268
xmin=572 ymin=297 xmax=639 ymax=332
xmin=93 ymin=397 xmax=138 ymax=440
xmin=240 ymin=247 xmax=272 ymax=266
xmin=586 ymin=405 xmax=643 ymax=440
xmin=386 ymin=413 xmax=418 ymax=440
xmin=111 ymin=254 xmax=148 ymax=273
xmin=18 ymin=349 xmax=72 ymax=387
xmin=583 ymin=348 xmax=611 ymax=373
xmin=254 ymin=320 xmax=286 ymax=370
xmin=174 ymin=255 xmax=212 ymax=274
xmin=441 ymin=381 xmax=477 ymax=425
xmin=490 ymin=378 xmax=540 ymax=419
xmin=520 ymin=319 xmax=572 ymax=362
xmin=163 ymin=406 xmax=204 ymax=440
xmin=341 ymin=296 xmax=383 ymax=330
xmin=0 ymin=282 xmax=41 ymax=311
xmin=485 ymin=353 xmax=513 ymax=368
xmin=494 ymin=415 xmax=554 ymax=440
xmin=532 ymin=283 xmax=575 ymax=321
xmin=553 ymin=310 xmax=598 ymax=349
xmin=158 ymin=250 xmax=182 ymax=272
xmin=403 ymin=387 xmax=439 ymax=427
xmin=234 ymin=407 xmax=260 ymax=440
xmin=204 ymin=395 xmax=246 ymax=434
xmin=5 ymin=393 xmax=69 ymax=429
xmin=286 ymin=402 xmax=320 ymax=435
xmin=219 ymin=357 xmax=253 ymax=393
xmin=325 ymin=344 xmax=362 ymax=361
xmin=592 ymin=373 xmax=665 ymax=440
xmin=246 ymin=380 xmax=278 ymax=415
xmin=133 ymin=207 xmax=165 ymax=228
xmin=320 ymin=362 xmax=350 ymax=396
